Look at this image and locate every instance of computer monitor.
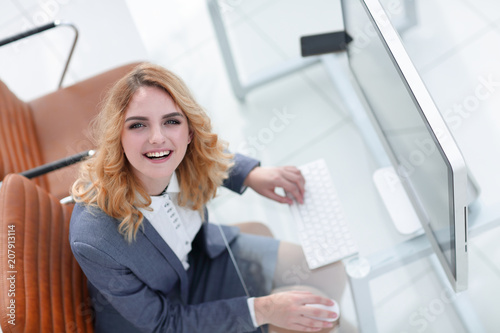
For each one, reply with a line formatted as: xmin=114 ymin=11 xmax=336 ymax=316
xmin=341 ymin=0 xmax=468 ymax=292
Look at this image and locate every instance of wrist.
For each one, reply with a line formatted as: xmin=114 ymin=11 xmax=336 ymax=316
xmin=243 ymin=166 xmax=260 ymax=187
xmin=254 ymin=296 xmax=270 ymax=326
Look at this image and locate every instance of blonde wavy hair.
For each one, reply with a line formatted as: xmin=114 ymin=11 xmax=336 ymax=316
xmin=72 ymin=62 xmax=234 ymax=242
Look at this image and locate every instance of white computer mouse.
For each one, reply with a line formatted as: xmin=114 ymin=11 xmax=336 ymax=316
xmin=305 ymin=299 xmax=340 ymax=322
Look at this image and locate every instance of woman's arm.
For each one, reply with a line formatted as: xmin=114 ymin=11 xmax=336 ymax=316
xmin=243 ymin=165 xmax=305 ymax=205
xmin=222 ymin=153 xmax=306 ymax=205
xmin=222 ymin=153 xmax=260 ymax=194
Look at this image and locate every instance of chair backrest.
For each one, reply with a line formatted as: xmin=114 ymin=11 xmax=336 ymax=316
xmin=0 ymin=81 xmax=49 ymax=190
xmin=0 ymin=173 xmax=94 ymax=333
xmin=0 ymin=62 xmax=140 ymax=199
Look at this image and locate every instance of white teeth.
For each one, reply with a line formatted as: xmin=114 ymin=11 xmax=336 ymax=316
xmin=146 ymin=151 xmax=170 ymax=158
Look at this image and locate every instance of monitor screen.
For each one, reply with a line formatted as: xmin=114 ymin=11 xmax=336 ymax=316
xmin=341 ymin=0 xmax=468 ymax=291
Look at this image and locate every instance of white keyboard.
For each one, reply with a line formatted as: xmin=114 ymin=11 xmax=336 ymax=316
xmin=290 ymin=159 xmax=358 ymax=269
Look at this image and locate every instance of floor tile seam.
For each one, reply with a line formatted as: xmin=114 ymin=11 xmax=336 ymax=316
xmin=223 ymin=0 xmax=281 ymax=30
xmin=276 ymin=116 xmax=352 ymax=166
xmin=166 ymin=5 xmax=279 ymax=69
xmin=420 ymin=19 xmax=500 ymax=74
xmin=167 ymin=37 xmax=215 ymax=67
xmin=468 ymin=241 xmax=500 ymax=279
xmin=371 ymin=262 xmax=431 ymax=309
xmin=238 ymin=9 xmax=288 ymax=60
xmin=0 ymin=0 xmax=39 ymax=31
xmin=461 ymin=0 xmax=500 ymax=24
xmin=299 ymin=68 xmax=351 ymax=117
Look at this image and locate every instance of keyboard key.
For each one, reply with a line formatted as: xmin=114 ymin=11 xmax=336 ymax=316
xmin=290 ymin=159 xmax=358 ymax=269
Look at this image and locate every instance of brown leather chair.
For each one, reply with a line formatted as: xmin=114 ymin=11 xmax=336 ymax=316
xmin=0 ymin=173 xmax=94 ymax=332
xmin=0 ymin=62 xmax=140 ymax=199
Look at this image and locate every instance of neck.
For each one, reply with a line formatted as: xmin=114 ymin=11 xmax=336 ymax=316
xmin=144 ymin=178 xmax=171 ymax=196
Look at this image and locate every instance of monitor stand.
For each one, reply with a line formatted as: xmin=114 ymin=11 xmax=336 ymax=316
xmin=373 ymin=166 xmax=422 ymax=235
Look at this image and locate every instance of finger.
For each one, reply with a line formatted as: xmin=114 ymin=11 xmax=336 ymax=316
xmin=265 ymin=189 xmax=293 ymax=204
xmin=284 ymin=187 xmax=303 ymax=205
xmin=314 ymin=297 xmax=334 ymax=306
xmin=275 ymin=290 xmax=313 ymax=298
xmin=298 ymin=294 xmax=334 ymax=306
xmin=282 ymin=166 xmax=306 ymax=190
xmin=279 ymin=169 xmax=305 ymax=203
xmin=293 ymin=316 xmax=334 ymax=331
xmin=302 ymin=307 xmax=338 ymax=322
xmin=277 ymin=178 xmax=303 ymax=204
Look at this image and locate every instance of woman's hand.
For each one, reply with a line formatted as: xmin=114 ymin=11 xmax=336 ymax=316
xmin=254 ymin=291 xmax=337 ymax=332
xmin=243 ymin=166 xmax=305 ymax=204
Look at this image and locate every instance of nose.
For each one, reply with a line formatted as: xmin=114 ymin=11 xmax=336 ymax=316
xmin=149 ymin=125 xmax=166 ymax=144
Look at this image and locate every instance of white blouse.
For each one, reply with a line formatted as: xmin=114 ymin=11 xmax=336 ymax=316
xmin=139 ymin=172 xmax=202 ymax=270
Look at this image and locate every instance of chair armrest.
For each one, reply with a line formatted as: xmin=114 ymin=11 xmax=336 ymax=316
xmin=19 ymin=150 xmax=94 ymax=179
xmin=0 ymin=150 xmax=94 ymax=191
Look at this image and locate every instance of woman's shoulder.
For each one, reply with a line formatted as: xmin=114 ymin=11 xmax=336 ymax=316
xmin=69 ymin=202 xmax=121 ymax=244
xmin=71 ymin=202 xmax=115 ymax=224
xmin=69 ymin=203 xmax=139 ymax=270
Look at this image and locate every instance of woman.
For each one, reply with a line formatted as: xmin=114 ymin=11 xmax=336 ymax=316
xmin=70 ymin=62 xmax=343 ymax=333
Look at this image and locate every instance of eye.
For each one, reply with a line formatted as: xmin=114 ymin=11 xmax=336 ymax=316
xmin=165 ymin=119 xmax=181 ymax=125
xmin=129 ymin=123 xmax=145 ymax=129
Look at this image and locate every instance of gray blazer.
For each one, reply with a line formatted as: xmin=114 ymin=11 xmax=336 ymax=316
xmin=69 ymin=154 xmax=262 ymax=333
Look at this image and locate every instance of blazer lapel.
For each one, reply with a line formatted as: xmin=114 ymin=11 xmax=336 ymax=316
xmin=140 ymin=218 xmax=189 ymax=303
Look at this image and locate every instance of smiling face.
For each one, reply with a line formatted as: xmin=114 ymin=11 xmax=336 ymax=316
xmin=121 ymin=85 xmax=191 ymax=195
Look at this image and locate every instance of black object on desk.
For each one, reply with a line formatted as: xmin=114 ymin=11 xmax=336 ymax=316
xmin=300 ymin=31 xmax=353 ymax=57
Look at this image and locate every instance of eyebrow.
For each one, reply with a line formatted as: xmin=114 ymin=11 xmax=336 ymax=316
xmin=124 ymin=112 xmax=185 ymax=123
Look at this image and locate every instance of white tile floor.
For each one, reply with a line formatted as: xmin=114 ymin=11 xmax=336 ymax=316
xmin=2 ymin=0 xmax=500 ymax=332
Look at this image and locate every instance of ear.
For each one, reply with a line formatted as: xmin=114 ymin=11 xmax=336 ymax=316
xmin=188 ymin=131 xmax=193 ymax=144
